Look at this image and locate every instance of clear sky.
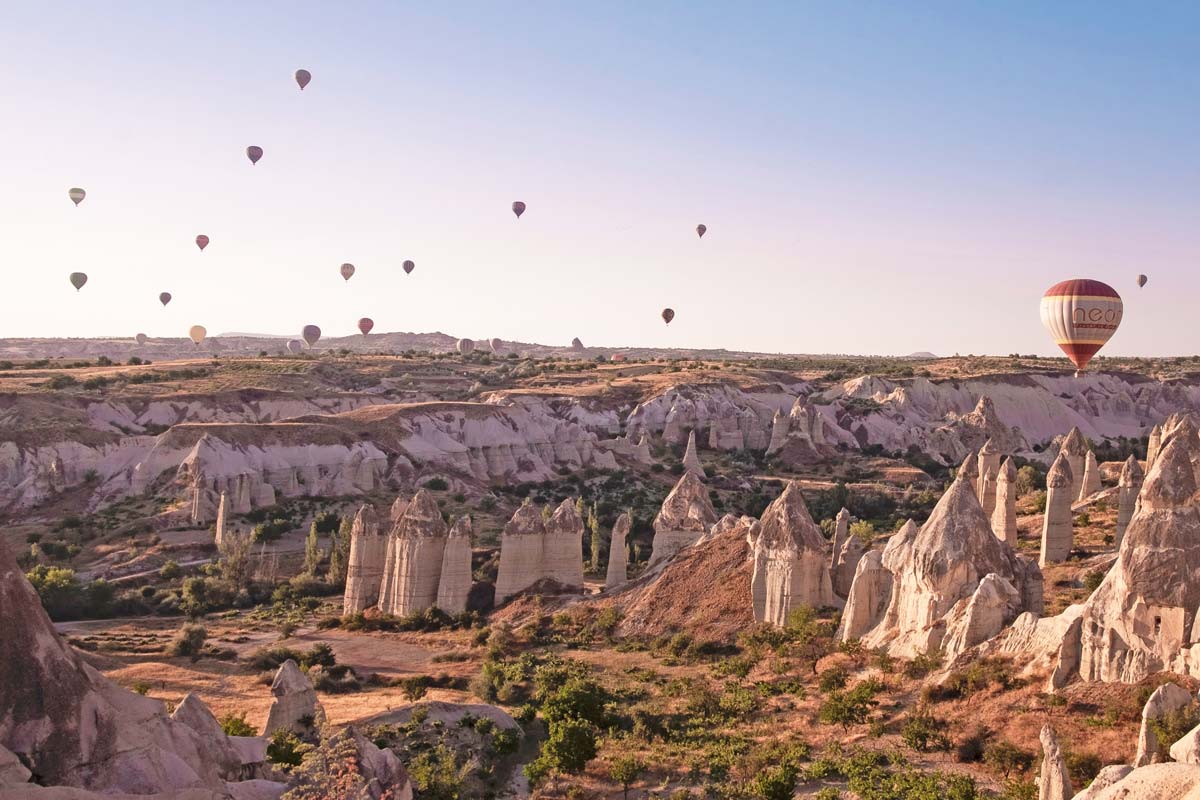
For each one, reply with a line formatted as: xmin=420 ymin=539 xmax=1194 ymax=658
xmin=1 ymin=2 xmax=1196 ymax=355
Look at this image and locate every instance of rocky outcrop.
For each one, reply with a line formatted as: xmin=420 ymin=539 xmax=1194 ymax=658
xmin=975 ymin=604 xmax=1084 ymax=692
xmin=623 ymin=384 xmax=796 ymax=449
xmin=992 ymin=457 xmax=1018 ymax=545
xmin=1040 ymin=453 xmax=1075 ymax=566
xmin=262 ymin=660 xmax=323 ymax=736
xmin=1116 ymin=455 xmax=1144 ymax=549
xmin=862 ymin=474 xmax=1042 ymax=657
xmin=840 ymin=549 xmax=892 ymax=642
xmin=831 ymin=530 xmax=865 ymax=599
xmin=435 ymin=516 xmax=473 ymax=614
xmin=170 ymin=693 xmax=267 ymax=780
xmin=543 ymin=499 xmax=585 ymax=590
xmin=214 ymin=491 xmax=229 ymax=548
xmin=1135 ymin=683 xmax=1194 ymax=767
xmin=958 ymin=449 xmax=980 ymax=494
xmin=343 ymin=505 xmax=386 ymax=614
xmin=751 ymin=482 xmax=835 ymax=625
xmin=1170 ymin=722 xmax=1200 ymax=765
xmin=378 ymin=490 xmax=448 ymax=617
xmin=1080 ymin=450 xmax=1102 ymax=500
xmin=682 ymin=430 xmax=705 ymax=478
xmin=1070 ymin=765 xmax=1133 ymax=799
xmin=605 ymin=513 xmax=630 ymax=590
xmin=765 ymin=396 xmax=830 ymax=464
xmin=1060 ymin=427 xmax=1088 ymax=503
xmin=651 ymin=471 xmax=718 ymax=563
xmin=940 ymin=573 xmax=1023 ymax=661
xmin=296 ymin=726 xmax=412 ymax=800
xmin=1070 ymin=763 xmax=1200 ymax=799
xmin=1038 ymin=725 xmax=1073 ymax=800
xmin=494 ymin=499 xmax=584 ymax=603
xmin=977 ymin=439 xmax=1002 ymax=517
xmin=1147 ymin=424 xmax=1163 ymax=468
xmin=830 ymin=508 xmax=850 ymax=572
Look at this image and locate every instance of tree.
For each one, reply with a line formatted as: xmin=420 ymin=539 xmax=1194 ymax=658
xmin=751 ymin=764 xmax=797 ymax=800
xmin=526 ymin=718 xmax=597 ymax=786
xmin=818 ymin=679 xmax=882 ymax=730
xmin=218 ymin=527 xmax=253 ymax=587
xmin=408 ymin=744 xmax=466 ymax=800
xmin=609 ymin=755 xmax=645 ymax=800
xmin=303 ymin=522 xmax=323 ymax=577
xmin=328 ymin=518 xmax=352 ymax=588
xmin=587 ymin=504 xmax=602 ymax=574
xmin=169 ymin=623 xmax=208 ymax=660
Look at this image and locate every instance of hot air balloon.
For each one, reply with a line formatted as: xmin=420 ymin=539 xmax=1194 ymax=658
xmin=1040 ymin=279 xmax=1123 ymax=376
xmin=287 ymin=339 xmax=304 ymax=354
xmin=696 ymin=224 xmax=706 ymax=239
xmin=188 ymin=325 xmax=207 ymax=345
xmin=456 ymin=338 xmax=475 ymax=355
xmin=195 ymin=235 xmax=209 ymax=251
xmin=340 ymin=263 xmax=355 ymax=281
xmin=246 ymin=146 xmax=263 ymax=165
xmin=403 ymin=260 xmax=415 ymax=275
xmin=489 ymin=338 xmax=503 ymax=353
xmin=135 ymin=333 xmax=147 ymax=346
xmin=1136 ymin=274 xmax=1148 ymax=288
xmin=661 ymin=308 xmax=674 ymax=325
xmin=159 ymin=292 xmax=172 ymax=307
xmin=69 ymin=272 xmax=87 ymax=291
xmin=357 ymin=317 xmax=374 ymax=336
xmin=571 ymin=337 xmax=584 ymax=351
xmin=295 ymin=69 xmax=311 ymax=90
xmin=512 ymin=201 xmax=525 ymax=219
xmin=302 ymin=325 xmax=321 ymax=346
xmin=68 ymin=188 xmax=86 ymax=206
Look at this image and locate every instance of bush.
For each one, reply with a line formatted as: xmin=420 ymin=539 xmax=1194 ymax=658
xmin=408 ymin=744 xmax=464 ymax=800
xmin=267 ymin=728 xmax=307 ymax=768
xmin=159 ymin=560 xmax=182 ymax=580
xmin=901 ymin=709 xmax=951 ymax=753
xmin=526 ymin=718 xmax=597 ymax=783
xmin=818 ymin=665 xmax=849 ymax=693
xmin=219 ymin=712 xmax=256 ymax=737
xmin=169 ymin=623 xmax=208 ymax=660
xmin=818 ymin=679 xmax=882 ymax=730
xmin=423 ymin=477 xmax=449 ymax=491
xmin=1082 ymin=570 xmax=1105 ymax=592
xmin=751 ymin=764 xmax=798 ymax=800
xmin=984 ymin=740 xmax=1035 ymax=779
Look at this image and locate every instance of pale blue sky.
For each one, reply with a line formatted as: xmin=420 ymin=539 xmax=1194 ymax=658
xmin=1 ymin=2 xmax=1196 ymax=355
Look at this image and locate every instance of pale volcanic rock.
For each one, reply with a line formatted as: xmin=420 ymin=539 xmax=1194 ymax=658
xmin=682 ymin=430 xmax=705 ymax=478
xmin=624 ymin=384 xmax=795 ymax=449
xmin=605 ymin=513 xmax=630 ymax=590
xmin=751 ymin=482 xmax=836 ymax=625
xmin=1135 ymin=683 xmax=1194 ymax=766
xmin=1170 ymin=721 xmax=1200 ymax=765
xmin=765 ymin=396 xmax=829 ymax=463
xmin=344 ymin=505 xmax=387 ymax=614
xmin=0 ymin=746 xmax=29 ymax=787
xmin=1038 ymin=725 xmax=1073 ymax=800
xmin=1147 ymin=424 xmax=1163 ymax=468
xmin=1070 ymin=765 xmax=1133 ymax=799
xmin=974 ymin=604 xmax=1084 ymax=692
xmin=378 ymin=490 xmax=448 ymax=617
xmin=494 ymin=500 xmax=547 ymax=603
xmin=1070 ymin=763 xmax=1200 ymax=799
xmin=390 ymin=495 xmax=409 ymax=521
xmin=707 ymin=406 xmax=745 ymax=451
xmin=977 ymin=438 xmax=1003 ymax=517
xmin=831 ymin=530 xmax=865 ymax=599
xmin=1040 ymin=453 xmax=1075 ymax=567
xmin=435 ymin=516 xmax=473 ymax=614
xmin=170 ymin=693 xmax=266 ymax=777
xmin=992 ymin=457 xmax=1019 ymax=545
xmin=862 ymin=475 xmax=1042 ymax=657
xmin=881 ymin=518 xmax=919 ymax=573
xmin=840 ymin=549 xmax=892 ymax=642
xmin=1060 ymin=427 xmax=1088 ymax=504
xmin=957 ymin=449 xmax=980 ymax=495
xmin=1080 ymin=450 xmax=1103 ymax=500
xmin=214 ymin=491 xmax=229 ymax=549
xmin=634 ymin=434 xmax=653 ymax=464
xmin=262 ymin=660 xmax=323 ymax=737
xmin=543 ymin=499 xmax=585 ymax=590
xmin=940 ymin=572 xmax=1023 ymax=662
xmin=830 ymin=508 xmax=851 ymax=572
xmin=651 ymin=471 xmax=718 ymax=563
xmin=1116 ymin=455 xmax=1144 ymax=549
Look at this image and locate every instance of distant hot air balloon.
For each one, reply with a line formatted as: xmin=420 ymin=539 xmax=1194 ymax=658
xmin=1136 ymin=274 xmax=1148 ymax=288
xmin=246 ymin=146 xmax=263 ymax=165
xmin=661 ymin=308 xmax=675 ymax=325
xmin=403 ymin=260 xmax=415 ymax=275
xmin=340 ymin=263 xmax=355 ymax=282
xmin=512 ymin=201 xmax=526 ymax=219
xmin=286 ymin=339 xmax=304 ymax=354
xmin=302 ymin=324 xmax=321 ymax=346
xmin=188 ymin=325 xmax=207 ymax=345
xmin=696 ymin=224 xmax=706 ymax=239
xmin=357 ymin=317 xmax=374 ymax=336
xmin=1040 ymin=279 xmax=1123 ymax=376
xmin=571 ymin=337 xmax=584 ymax=351
xmin=489 ymin=338 xmax=503 ymax=353
xmin=68 ymin=188 xmax=86 ymax=206
xmin=456 ymin=338 xmax=475 ymax=355
xmin=195 ymin=235 xmax=209 ymax=251
xmin=135 ymin=333 xmax=147 ymax=346
xmin=69 ymin=272 xmax=87 ymax=291
xmin=159 ymin=292 xmax=172 ymax=307
xmin=295 ymin=69 xmax=311 ymax=90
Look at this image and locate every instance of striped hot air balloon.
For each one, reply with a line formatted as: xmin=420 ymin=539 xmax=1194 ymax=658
xmin=1040 ymin=279 xmax=1123 ymax=376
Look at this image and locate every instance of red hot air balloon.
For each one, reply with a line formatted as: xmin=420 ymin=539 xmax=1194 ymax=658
xmin=340 ymin=263 xmax=355 ymax=282
xmin=246 ymin=146 xmax=263 ymax=165
xmin=403 ymin=260 xmax=415 ymax=274
xmin=302 ymin=325 xmax=321 ymax=346
xmin=1040 ymin=279 xmax=1123 ymax=376
xmin=69 ymin=272 xmax=88 ymax=291
xmin=512 ymin=201 xmax=526 ymax=219
xmin=159 ymin=292 xmax=172 ymax=307
xmin=295 ymin=69 xmax=311 ymax=90
xmin=661 ymin=308 xmax=675 ymax=325
xmin=357 ymin=317 xmax=374 ymax=336
xmin=696 ymin=224 xmax=706 ymax=239
xmin=195 ymin=235 xmax=209 ymax=252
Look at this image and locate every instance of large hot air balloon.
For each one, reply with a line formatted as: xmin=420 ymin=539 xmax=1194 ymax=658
xmin=302 ymin=325 xmax=321 ymax=346
xmin=403 ymin=260 xmax=415 ymax=275
xmin=456 ymin=338 xmax=475 ymax=355
xmin=135 ymin=333 xmax=147 ymax=346
xmin=357 ymin=318 xmax=374 ymax=336
xmin=571 ymin=337 xmax=584 ymax=351
xmin=340 ymin=263 xmax=355 ymax=282
xmin=286 ymin=339 xmax=304 ymax=354
xmin=68 ymin=188 xmax=86 ymax=206
xmin=661 ymin=308 xmax=675 ymax=325
xmin=295 ymin=69 xmax=311 ymax=90
xmin=159 ymin=292 xmax=172 ymax=307
xmin=69 ymin=272 xmax=87 ymax=291
xmin=246 ymin=146 xmax=263 ymax=165
xmin=1040 ymin=279 xmax=1123 ymax=376
xmin=195 ymin=235 xmax=209 ymax=251
xmin=1136 ymin=274 xmax=1148 ymax=288
xmin=188 ymin=325 xmax=207 ymax=345
xmin=489 ymin=338 xmax=503 ymax=353
xmin=696 ymin=224 xmax=706 ymax=239
xmin=512 ymin=201 xmax=526 ymax=219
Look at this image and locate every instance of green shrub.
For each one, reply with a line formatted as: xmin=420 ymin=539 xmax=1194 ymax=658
xmin=169 ymin=623 xmax=208 ymax=660
xmin=266 ymin=728 xmax=307 ymax=768
xmin=219 ymin=712 xmax=256 ymax=736
xmin=901 ymin=709 xmax=951 ymax=753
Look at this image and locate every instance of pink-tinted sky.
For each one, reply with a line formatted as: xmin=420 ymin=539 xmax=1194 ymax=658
xmin=1 ymin=2 xmax=1196 ymax=355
